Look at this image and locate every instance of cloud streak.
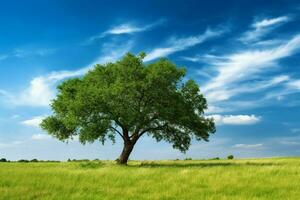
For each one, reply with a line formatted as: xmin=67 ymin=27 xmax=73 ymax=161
xmin=144 ymin=28 xmax=226 ymax=62
xmin=31 ymin=134 xmax=51 ymax=141
xmin=21 ymin=116 xmax=46 ymax=127
xmin=85 ymin=19 xmax=165 ymax=44
xmin=240 ymin=16 xmax=292 ymax=43
xmin=0 ymin=48 xmax=56 ymax=61
xmin=232 ymin=143 xmax=264 ymax=150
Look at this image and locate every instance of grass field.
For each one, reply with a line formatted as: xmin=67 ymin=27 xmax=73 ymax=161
xmin=0 ymin=157 xmax=300 ymax=200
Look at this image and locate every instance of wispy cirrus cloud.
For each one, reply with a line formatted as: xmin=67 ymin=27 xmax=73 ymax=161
xmin=263 ymin=78 xmax=300 ymax=101
xmin=201 ymin=34 xmax=300 ymax=110
xmin=232 ymin=143 xmax=264 ymax=150
xmin=205 ymin=75 xmax=291 ymax=103
xmin=0 ymin=54 xmax=9 ymax=60
xmin=287 ymin=79 xmax=300 ymax=90
xmin=291 ymin=128 xmax=300 ymax=133
xmin=181 ymin=54 xmax=227 ymax=64
xmin=240 ymin=16 xmax=292 ymax=43
xmin=0 ymin=134 xmax=51 ymax=150
xmin=144 ymin=27 xmax=227 ymax=62
xmin=0 ymin=48 xmax=56 ymax=61
xmin=253 ymin=16 xmax=290 ymax=28
xmin=104 ymin=19 xmax=165 ymax=35
xmin=12 ymin=48 xmax=57 ymax=58
xmin=0 ymin=141 xmax=25 ymax=149
xmin=85 ymin=19 xmax=165 ymax=44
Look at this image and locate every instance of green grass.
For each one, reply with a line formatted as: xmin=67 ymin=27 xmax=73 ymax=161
xmin=0 ymin=158 xmax=300 ymax=199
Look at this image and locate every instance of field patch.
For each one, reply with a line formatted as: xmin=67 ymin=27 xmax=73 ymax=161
xmin=0 ymin=158 xmax=299 ymax=200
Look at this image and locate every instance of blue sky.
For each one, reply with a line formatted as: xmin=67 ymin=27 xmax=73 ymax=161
xmin=1 ymin=0 xmax=300 ymax=160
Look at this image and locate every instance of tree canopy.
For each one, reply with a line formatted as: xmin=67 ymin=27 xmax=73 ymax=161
xmin=41 ymin=52 xmax=215 ymax=164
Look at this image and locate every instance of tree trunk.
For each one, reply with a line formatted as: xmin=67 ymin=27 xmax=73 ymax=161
xmin=117 ymin=142 xmax=135 ymax=165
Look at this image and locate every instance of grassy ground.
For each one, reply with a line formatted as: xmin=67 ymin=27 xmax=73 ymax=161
xmin=0 ymin=157 xmax=299 ymax=200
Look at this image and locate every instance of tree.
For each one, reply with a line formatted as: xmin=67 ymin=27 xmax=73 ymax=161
xmin=41 ymin=53 xmax=215 ymax=165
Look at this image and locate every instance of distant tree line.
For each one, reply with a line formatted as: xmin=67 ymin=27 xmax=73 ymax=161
xmin=0 ymin=155 xmax=234 ymax=163
xmin=0 ymin=158 xmax=60 ymax=163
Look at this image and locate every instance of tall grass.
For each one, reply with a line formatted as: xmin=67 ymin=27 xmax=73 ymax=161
xmin=0 ymin=158 xmax=299 ymax=199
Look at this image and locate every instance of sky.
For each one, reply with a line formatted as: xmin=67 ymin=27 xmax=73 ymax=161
xmin=0 ymin=0 xmax=300 ymax=161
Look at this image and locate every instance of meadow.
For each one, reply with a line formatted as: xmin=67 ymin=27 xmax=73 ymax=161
xmin=0 ymin=157 xmax=299 ymax=200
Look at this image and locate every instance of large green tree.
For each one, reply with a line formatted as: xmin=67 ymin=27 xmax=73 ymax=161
xmin=41 ymin=53 xmax=215 ymax=164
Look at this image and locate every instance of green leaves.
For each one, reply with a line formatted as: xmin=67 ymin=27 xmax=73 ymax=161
xmin=41 ymin=52 xmax=215 ymax=153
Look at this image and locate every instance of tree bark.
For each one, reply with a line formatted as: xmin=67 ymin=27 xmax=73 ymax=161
xmin=117 ymin=142 xmax=135 ymax=165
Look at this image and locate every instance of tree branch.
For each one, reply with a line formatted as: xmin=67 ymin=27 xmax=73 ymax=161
xmin=134 ymin=112 xmax=159 ymax=135
xmin=137 ymin=122 xmax=168 ymax=139
xmin=110 ymin=126 xmax=124 ymax=140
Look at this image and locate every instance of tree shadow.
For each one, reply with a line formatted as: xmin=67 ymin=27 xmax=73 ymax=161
xmin=135 ymin=161 xmax=282 ymax=168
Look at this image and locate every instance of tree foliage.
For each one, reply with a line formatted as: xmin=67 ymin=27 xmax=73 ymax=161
xmin=41 ymin=52 xmax=215 ymax=164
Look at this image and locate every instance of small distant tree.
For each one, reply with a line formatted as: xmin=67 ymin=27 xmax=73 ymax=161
xmin=227 ymin=155 xmax=234 ymax=160
xmin=0 ymin=158 xmax=7 ymax=162
xmin=18 ymin=159 xmax=29 ymax=163
xmin=41 ymin=53 xmax=215 ymax=165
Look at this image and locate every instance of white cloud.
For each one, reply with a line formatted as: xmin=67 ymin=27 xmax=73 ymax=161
xmin=106 ymin=20 xmax=163 ymax=35
xmin=11 ymin=67 xmax=94 ymax=107
xmin=181 ymin=56 xmax=201 ymax=62
xmin=31 ymin=134 xmax=51 ymax=141
xmin=21 ymin=116 xmax=46 ymax=127
xmin=232 ymin=143 xmax=264 ymax=150
xmin=18 ymin=77 xmax=55 ymax=106
xmin=181 ymin=54 xmax=227 ymax=64
xmin=85 ymin=19 xmax=165 ymax=44
xmin=252 ymin=16 xmax=290 ymax=29
xmin=205 ymin=75 xmax=290 ymax=103
xmin=209 ymin=114 xmax=261 ymax=125
xmin=144 ymin=28 xmax=226 ymax=62
xmin=206 ymin=105 xmax=228 ymax=114
xmin=287 ymin=80 xmax=300 ymax=90
xmin=280 ymin=141 xmax=300 ymax=146
xmin=240 ymin=16 xmax=291 ymax=43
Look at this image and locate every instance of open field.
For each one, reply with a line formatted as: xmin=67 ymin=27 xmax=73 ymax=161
xmin=0 ymin=157 xmax=300 ymax=200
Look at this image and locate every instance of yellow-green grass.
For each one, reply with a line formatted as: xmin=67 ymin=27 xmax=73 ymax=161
xmin=0 ymin=158 xmax=300 ymax=200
